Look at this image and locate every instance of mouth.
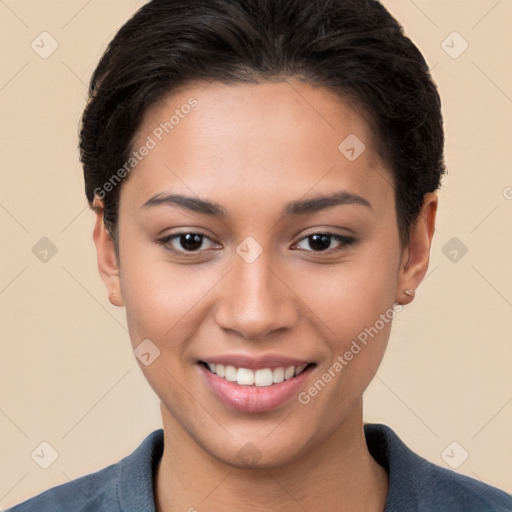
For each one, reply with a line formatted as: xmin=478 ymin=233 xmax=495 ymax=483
xmin=197 ymin=354 xmax=317 ymax=412
xmin=200 ymin=361 xmax=315 ymax=387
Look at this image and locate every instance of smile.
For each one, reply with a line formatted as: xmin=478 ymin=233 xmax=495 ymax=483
xmin=203 ymin=362 xmax=310 ymax=387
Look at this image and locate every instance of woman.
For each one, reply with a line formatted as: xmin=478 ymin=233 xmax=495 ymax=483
xmin=7 ymin=0 xmax=512 ymax=510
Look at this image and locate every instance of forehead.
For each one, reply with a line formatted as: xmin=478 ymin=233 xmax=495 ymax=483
xmin=124 ymin=80 xmax=393 ymax=217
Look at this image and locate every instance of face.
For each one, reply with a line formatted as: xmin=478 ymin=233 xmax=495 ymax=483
xmin=94 ymin=80 xmax=435 ymax=468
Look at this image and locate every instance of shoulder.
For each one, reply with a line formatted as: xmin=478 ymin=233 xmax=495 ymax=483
xmin=364 ymin=423 xmax=512 ymax=512
xmin=423 ymin=460 xmax=512 ymax=511
xmin=6 ymin=429 xmax=164 ymax=512
xmin=5 ymin=463 xmax=119 ymax=512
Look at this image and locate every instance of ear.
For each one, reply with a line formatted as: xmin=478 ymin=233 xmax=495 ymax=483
xmin=396 ymin=193 xmax=438 ymax=305
xmin=92 ymin=197 xmax=124 ymax=307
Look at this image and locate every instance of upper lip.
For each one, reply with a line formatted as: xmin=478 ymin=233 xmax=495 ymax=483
xmin=199 ymin=354 xmax=313 ymax=370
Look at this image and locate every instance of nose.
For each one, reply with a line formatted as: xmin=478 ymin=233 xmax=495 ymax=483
xmin=214 ymin=251 xmax=299 ymax=341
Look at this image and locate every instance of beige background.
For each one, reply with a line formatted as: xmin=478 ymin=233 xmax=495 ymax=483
xmin=1 ymin=0 xmax=511 ymax=508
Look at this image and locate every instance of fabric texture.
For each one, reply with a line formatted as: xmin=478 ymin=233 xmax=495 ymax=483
xmin=7 ymin=423 xmax=512 ymax=511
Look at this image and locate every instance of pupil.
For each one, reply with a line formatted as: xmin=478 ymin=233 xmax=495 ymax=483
xmin=309 ymin=234 xmax=331 ymax=251
xmin=181 ymin=233 xmax=203 ymax=251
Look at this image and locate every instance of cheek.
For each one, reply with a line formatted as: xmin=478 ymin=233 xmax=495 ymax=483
xmin=295 ymin=265 xmax=397 ymax=425
xmin=119 ymin=223 xmax=399 ymax=349
xmin=301 ymin=268 xmax=394 ymax=379
xmin=119 ymin=247 xmax=222 ymax=355
xmin=291 ymin=244 xmax=398 ymax=399
xmin=291 ymin=246 xmax=399 ymax=340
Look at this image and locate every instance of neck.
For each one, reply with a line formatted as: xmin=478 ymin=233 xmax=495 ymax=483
xmin=154 ymin=401 xmax=388 ymax=512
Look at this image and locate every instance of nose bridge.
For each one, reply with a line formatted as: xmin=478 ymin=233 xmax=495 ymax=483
xmin=215 ymin=245 xmax=297 ymax=339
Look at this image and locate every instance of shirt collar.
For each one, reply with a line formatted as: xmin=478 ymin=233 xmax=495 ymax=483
xmin=115 ymin=424 xmax=420 ymax=510
xmin=364 ymin=422 xmax=428 ymax=510
xmin=117 ymin=429 xmax=164 ymax=511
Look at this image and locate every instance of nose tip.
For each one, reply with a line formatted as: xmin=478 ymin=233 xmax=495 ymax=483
xmin=214 ymin=262 xmax=298 ymax=340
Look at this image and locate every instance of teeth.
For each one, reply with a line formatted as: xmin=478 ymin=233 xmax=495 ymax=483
xmin=216 ymin=364 xmax=225 ymax=378
xmin=294 ymin=364 xmax=307 ymax=376
xmin=272 ymin=367 xmax=284 ymax=384
xmin=284 ymin=366 xmax=295 ymax=380
xmin=205 ymin=363 xmax=309 ymax=386
xmin=237 ymin=368 xmax=254 ymax=386
xmin=254 ymin=368 xmax=273 ymax=387
xmin=225 ymin=365 xmax=237 ymax=382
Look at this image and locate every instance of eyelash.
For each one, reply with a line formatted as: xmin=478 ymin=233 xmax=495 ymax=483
xmin=156 ymin=231 xmax=356 ymax=257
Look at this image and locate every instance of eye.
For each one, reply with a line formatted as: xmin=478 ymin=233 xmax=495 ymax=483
xmin=157 ymin=232 xmax=220 ymax=254
xmin=157 ymin=231 xmax=356 ymax=257
xmin=293 ymin=232 xmax=356 ymax=255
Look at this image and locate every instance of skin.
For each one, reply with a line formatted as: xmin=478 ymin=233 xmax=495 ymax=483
xmin=92 ymin=80 xmax=437 ymax=512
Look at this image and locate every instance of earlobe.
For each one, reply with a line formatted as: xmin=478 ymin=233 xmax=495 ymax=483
xmin=92 ymin=198 xmax=124 ymax=307
xmin=396 ymin=193 xmax=438 ymax=305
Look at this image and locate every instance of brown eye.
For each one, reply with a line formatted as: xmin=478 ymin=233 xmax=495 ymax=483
xmin=158 ymin=232 xmax=219 ymax=254
xmin=294 ymin=233 xmax=356 ymax=255
xmin=175 ymin=233 xmax=204 ymax=251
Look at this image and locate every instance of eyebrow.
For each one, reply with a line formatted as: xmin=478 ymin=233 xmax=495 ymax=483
xmin=141 ymin=189 xmax=372 ymax=217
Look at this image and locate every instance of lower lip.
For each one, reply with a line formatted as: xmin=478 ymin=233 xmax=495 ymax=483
xmin=200 ymin=364 xmax=314 ymax=413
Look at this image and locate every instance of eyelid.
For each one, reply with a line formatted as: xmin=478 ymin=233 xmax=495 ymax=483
xmin=157 ymin=230 xmax=356 ymax=257
xmin=292 ymin=232 xmax=356 ymax=255
xmin=157 ymin=231 xmax=220 ymax=254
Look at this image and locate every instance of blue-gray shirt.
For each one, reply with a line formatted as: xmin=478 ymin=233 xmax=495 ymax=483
xmin=7 ymin=423 xmax=512 ymax=511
